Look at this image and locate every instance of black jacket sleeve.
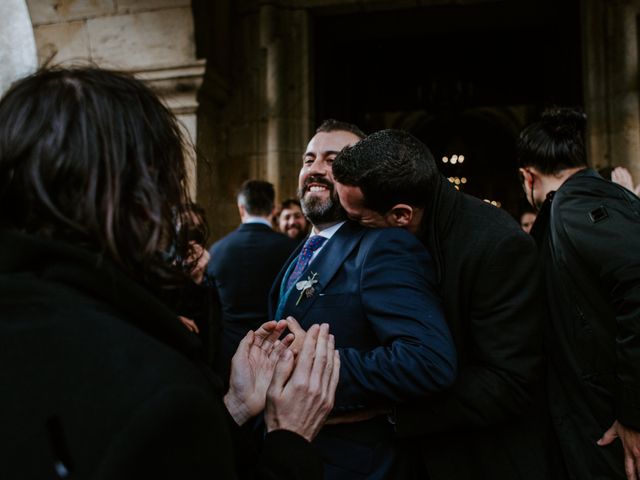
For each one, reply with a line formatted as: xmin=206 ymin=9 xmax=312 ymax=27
xmin=394 ymin=232 xmax=544 ymax=434
xmin=555 ymin=187 xmax=640 ymax=430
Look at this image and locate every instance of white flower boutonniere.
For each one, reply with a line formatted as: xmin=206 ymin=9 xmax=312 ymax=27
xmin=295 ymin=271 xmax=319 ymax=306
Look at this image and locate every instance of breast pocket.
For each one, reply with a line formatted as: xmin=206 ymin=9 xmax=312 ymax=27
xmin=313 ymin=292 xmax=352 ymax=308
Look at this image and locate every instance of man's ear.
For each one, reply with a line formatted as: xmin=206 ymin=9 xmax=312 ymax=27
xmin=385 ymin=204 xmax=414 ymax=227
xmin=237 ymin=203 xmax=247 ymax=220
xmin=519 ymin=167 xmax=533 ymax=190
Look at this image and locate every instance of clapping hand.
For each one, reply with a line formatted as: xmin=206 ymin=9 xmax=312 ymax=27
xmin=224 ymin=320 xmax=294 ymax=425
xmin=265 ymin=323 xmax=340 ymax=442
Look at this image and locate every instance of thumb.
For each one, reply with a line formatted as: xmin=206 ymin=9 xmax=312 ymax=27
xmin=597 ymin=424 xmax=619 ymax=446
xmin=268 ymin=349 xmax=295 ymax=396
xmin=233 ymin=330 xmax=254 ymax=359
xmin=286 ymin=316 xmax=304 ymax=334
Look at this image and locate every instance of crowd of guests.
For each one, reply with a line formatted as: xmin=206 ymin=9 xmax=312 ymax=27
xmin=2 ymin=65 xmax=640 ymax=480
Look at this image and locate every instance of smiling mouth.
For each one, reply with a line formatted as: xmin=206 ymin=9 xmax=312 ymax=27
xmin=307 ymin=184 xmax=329 ymax=193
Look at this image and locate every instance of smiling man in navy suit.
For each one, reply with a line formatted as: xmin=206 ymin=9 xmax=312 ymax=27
xmin=270 ymin=120 xmax=457 ymax=480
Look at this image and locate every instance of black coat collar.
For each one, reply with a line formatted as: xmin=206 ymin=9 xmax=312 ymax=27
xmin=0 ymin=230 xmax=205 ymax=362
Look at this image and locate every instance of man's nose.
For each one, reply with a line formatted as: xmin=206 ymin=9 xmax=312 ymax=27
xmin=307 ymin=158 xmax=328 ymax=176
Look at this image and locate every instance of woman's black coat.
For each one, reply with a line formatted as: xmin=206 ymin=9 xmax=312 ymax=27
xmin=0 ymin=230 xmax=320 ymax=480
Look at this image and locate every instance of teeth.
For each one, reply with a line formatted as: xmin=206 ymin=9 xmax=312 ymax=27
xmin=309 ymin=186 xmax=327 ymax=192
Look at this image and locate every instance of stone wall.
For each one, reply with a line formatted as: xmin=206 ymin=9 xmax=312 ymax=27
xmin=26 ymin=0 xmax=204 ymax=196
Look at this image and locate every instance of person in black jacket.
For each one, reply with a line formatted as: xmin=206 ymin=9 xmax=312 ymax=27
xmin=332 ymin=129 xmax=563 ymax=480
xmin=0 ymin=66 xmax=339 ymax=479
xmin=518 ymin=108 xmax=640 ymax=480
xmin=208 ymin=180 xmax=297 ymax=379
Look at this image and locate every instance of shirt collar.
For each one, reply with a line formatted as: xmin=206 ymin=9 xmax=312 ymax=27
xmin=243 ymin=216 xmax=273 ymax=228
xmin=312 ymin=221 xmax=345 ymax=240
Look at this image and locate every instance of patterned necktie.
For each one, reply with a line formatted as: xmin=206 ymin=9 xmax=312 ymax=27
xmin=286 ymin=235 xmax=327 ymax=291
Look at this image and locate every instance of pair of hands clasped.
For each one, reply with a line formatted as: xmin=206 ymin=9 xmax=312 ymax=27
xmin=223 ymin=318 xmax=340 ymax=442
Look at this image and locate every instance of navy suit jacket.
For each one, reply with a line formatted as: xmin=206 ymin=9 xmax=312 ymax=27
xmin=208 ymin=222 xmax=297 ymax=377
xmin=269 ymin=221 xmax=456 ymax=479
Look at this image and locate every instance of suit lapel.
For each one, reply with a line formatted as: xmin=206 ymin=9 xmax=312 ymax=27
xmin=280 ymin=222 xmax=365 ymax=323
xmin=269 ymin=239 xmax=305 ymax=318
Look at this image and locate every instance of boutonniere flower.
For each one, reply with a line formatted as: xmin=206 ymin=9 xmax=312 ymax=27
xmin=295 ymin=271 xmax=319 ymax=305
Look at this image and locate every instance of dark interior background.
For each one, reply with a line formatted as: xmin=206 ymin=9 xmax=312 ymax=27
xmin=313 ymin=0 xmax=582 ymax=216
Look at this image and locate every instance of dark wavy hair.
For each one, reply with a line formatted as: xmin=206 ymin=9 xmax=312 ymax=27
xmin=517 ymin=107 xmax=588 ymax=174
xmin=0 ymin=67 xmax=205 ymax=288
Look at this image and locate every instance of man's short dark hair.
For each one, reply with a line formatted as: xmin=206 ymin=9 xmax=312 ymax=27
xmin=517 ymin=107 xmax=588 ymax=175
xmin=316 ymin=119 xmax=366 ymax=140
xmin=333 ymin=129 xmax=440 ymax=214
xmin=279 ymin=198 xmax=301 ymax=211
xmin=237 ymin=180 xmax=275 ymax=216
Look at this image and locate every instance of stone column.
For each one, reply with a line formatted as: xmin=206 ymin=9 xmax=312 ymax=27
xmin=195 ymin=1 xmax=312 ymax=240
xmin=0 ymin=0 xmax=37 ymax=96
xmin=259 ymin=4 xmax=312 ymax=201
xmin=583 ymin=0 xmax=640 ymax=182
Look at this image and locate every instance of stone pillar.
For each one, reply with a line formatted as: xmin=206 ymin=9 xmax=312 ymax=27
xmin=259 ymin=4 xmax=312 ymax=201
xmin=608 ymin=2 xmax=640 ymax=181
xmin=195 ymin=1 xmax=312 ymax=240
xmin=582 ymin=0 xmax=640 ymax=182
xmin=0 ymin=0 xmax=37 ymax=96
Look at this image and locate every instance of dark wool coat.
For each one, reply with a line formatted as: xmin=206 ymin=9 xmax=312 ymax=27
xmin=394 ymin=176 xmax=565 ymax=480
xmin=532 ymin=169 xmax=640 ymax=479
xmin=0 ymin=230 xmax=321 ymax=480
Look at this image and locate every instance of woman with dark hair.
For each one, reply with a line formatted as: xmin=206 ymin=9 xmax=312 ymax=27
xmin=0 ymin=67 xmax=338 ymax=479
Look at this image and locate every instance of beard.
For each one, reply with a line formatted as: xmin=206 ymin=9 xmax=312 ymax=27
xmin=286 ymin=224 xmax=301 ymax=235
xmin=298 ymin=176 xmax=346 ymax=226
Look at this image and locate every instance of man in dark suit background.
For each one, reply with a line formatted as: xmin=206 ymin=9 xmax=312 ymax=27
xmin=270 ymin=120 xmax=457 ymax=479
xmin=333 ymin=129 xmax=563 ymax=480
xmin=208 ymin=180 xmax=297 ymax=378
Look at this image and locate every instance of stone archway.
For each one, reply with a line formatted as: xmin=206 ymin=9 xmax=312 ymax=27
xmin=398 ymin=107 xmax=528 ymax=217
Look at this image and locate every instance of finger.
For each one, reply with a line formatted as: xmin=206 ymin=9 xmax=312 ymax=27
xmin=233 ymin=329 xmax=255 ymax=361
xmin=269 ymin=340 xmax=287 ymax=363
xmin=268 ymin=348 xmax=295 ymax=396
xmin=625 ymin=453 xmax=637 ymax=480
xmin=291 ymin=324 xmax=320 ymax=380
xmin=260 ymin=320 xmax=289 ymax=352
xmin=309 ymin=324 xmax=330 ymax=390
xmin=597 ymin=426 xmax=618 ymax=446
xmin=178 ymin=316 xmax=199 ymax=334
xmin=321 ymin=334 xmax=335 ymax=392
xmin=281 ymin=332 xmax=295 ymax=349
xmin=253 ymin=320 xmax=278 ymax=347
xmin=286 ymin=316 xmax=305 ymax=335
xmin=327 ymin=350 xmax=340 ymax=401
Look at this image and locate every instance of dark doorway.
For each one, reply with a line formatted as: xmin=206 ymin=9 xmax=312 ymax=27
xmin=313 ymin=0 xmax=582 ymax=216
